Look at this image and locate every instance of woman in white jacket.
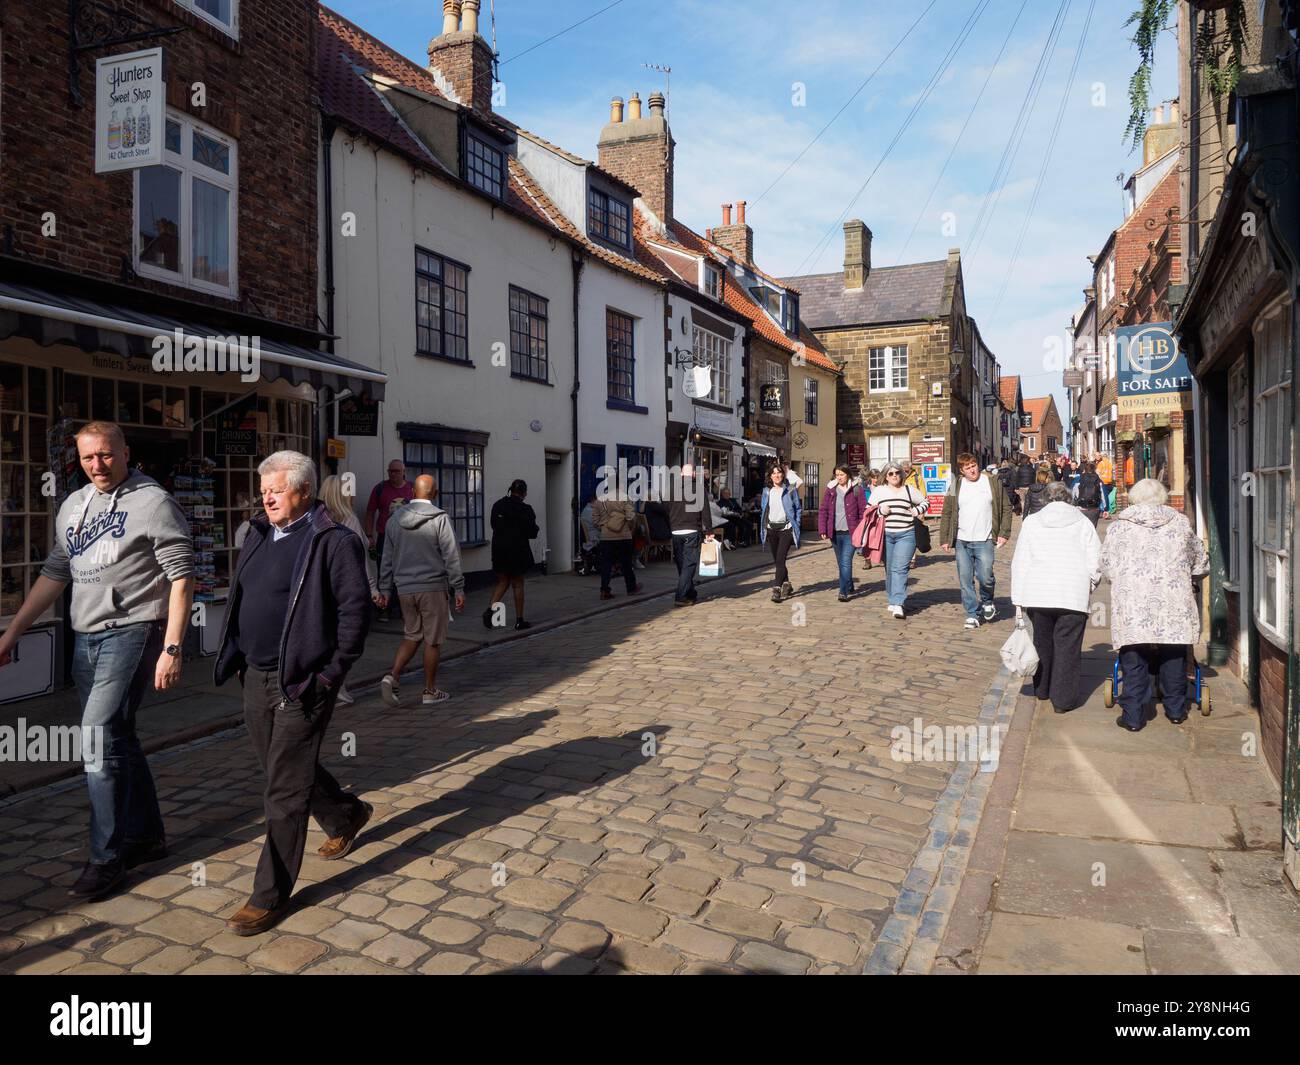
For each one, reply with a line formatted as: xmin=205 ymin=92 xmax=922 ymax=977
xmin=1010 ymin=481 xmax=1101 ymax=713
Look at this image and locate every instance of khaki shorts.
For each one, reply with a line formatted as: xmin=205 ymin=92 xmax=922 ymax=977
xmin=399 ymin=590 xmax=450 ymax=647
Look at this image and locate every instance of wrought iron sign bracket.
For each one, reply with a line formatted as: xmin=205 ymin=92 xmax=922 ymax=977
xmin=672 ymin=346 xmax=698 ymax=370
xmin=68 ymin=0 xmax=185 ymax=107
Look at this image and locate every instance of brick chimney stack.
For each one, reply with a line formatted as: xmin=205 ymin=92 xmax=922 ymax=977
xmin=712 ymin=202 xmax=753 ymax=264
xmin=428 ymin=0 xmax=496 ymax=115
xmin=843 ymin=219 xmax=871 ymax=289
xmin=597 ymin=87 xmax=675 ymax=222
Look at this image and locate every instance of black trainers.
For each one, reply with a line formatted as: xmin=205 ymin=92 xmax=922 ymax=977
xmin=123 ymin=840 xmax=167 ymax=870
xmin=514 ymin=619 xmax=533 ymax=630
xmin=68 ymin=860 xmax=126 ymax=900
xmin=781 ymin=582 xmax=794 ymax=599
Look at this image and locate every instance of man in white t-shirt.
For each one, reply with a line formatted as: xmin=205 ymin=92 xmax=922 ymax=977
xmin=939 ymin=453 xmax=1012 ymax=630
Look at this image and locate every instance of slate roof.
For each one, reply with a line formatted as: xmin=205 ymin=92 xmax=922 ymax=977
xmin=779 ymin=261 xmax=950 ymax=329
xmin=316 ymin=5 xmax=664 ymax=286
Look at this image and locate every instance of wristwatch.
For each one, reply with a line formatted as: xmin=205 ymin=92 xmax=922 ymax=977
xmin=165 ymin=644 xmax=182 ymax=658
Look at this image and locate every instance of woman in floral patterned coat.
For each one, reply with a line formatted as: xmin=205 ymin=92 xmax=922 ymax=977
xmin=1099 ymin=479 xmax=1209 ymax=732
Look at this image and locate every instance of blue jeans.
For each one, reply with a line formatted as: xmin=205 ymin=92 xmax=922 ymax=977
xmin=832 ymin=531 xmax=856 ymax=596
xmin=673 ymin=533 xmax=701 ymax=602
xmin=885 ymin=527 xmax=917 ymax=606
xmin=954 ymin=538 xmax=996 ymax=619
xmin=71 ymin=621 xmax=166 ymax=865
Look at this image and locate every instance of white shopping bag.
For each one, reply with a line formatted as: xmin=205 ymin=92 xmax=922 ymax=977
xmin=999 ymin=608 xmax=1039 ymax=678
xmin=698 ymin=538 xmax=724 ymax=578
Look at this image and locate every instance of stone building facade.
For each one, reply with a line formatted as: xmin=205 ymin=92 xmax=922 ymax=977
xmin=784 ymin=227 xmax=984 ymax=472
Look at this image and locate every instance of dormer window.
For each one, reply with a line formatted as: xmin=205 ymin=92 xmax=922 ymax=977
xmin=464 ymin=129 xmax=505 ymax=200
xmin=588 ymin=187 xmax=630 ymax=248
xmin=704 ymin=262 xmax=722 ymax=301
xmin=749 ymin=284 xmax=781 ymax=318
xmin=784 ymin=293 xmax=800 ymax=335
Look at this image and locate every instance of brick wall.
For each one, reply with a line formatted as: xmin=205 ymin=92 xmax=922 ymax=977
xmin=0 ymin=0 xmax=318 ymax=330
xmin=1258 ymin=634 xmax=1287 ymax=781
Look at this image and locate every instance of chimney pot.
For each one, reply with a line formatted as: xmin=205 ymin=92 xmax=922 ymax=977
xmin=648 ymin=91 xmax=666 ymax=117
xmin=627 ymin=92 xmax=642 ymax=120
xmin=721 ymin=203 xmax=733 ymax=226
xmin=610 ymin=97 xmax=624 ymax=123
xmin=736 ymin=200 xmax=747 ymax=225
xmin=442 ymin=0 xmax=461 ymax=35
xmin=462 ymin=0 xmax=480 ymax=34
xmin=1170 ymin=100 xmax=1181 ymax=124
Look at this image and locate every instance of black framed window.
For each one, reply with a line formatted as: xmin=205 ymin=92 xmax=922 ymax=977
xmin=784 ymin=294 xmax=800 ymax=334
xmin=804 ymin=377 xmax=818 ymax=425
xmin=509 ymin=286 xmax=548 ymax=381
xmin=606 ymin=310 xmax=635 ymax=403
xmin=465 ymin=131 xmax=505 ymax=200
xmin=402 ymin=439 xmax=485 ymax=544
xmin=415 ymin=248 xmax=469 ymax=362
xmin=588 ymin=187 xmax=630 ymax=247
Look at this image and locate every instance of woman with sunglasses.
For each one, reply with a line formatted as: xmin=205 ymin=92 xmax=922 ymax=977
xmin=868 ymin=461 xmax=928 ymax=619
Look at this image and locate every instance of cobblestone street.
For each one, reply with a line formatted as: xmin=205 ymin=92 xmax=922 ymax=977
xmin=0 ymin=543 xmax=1016 ymax=974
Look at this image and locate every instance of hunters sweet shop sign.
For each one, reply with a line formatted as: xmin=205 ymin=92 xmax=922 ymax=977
xmin=95 ymin=48 xmax=165 ymax=174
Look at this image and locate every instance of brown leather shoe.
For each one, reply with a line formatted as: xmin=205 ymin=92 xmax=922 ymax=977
xmin=318 ymin=801 xmax=373 ymax=860
xmin=227 ymin=902 xmax=288 ymax=937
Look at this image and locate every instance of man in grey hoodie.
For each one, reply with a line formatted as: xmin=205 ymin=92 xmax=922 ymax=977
xmin=377 ymin=474 xmax=465 ymax=705
xmin=0 ymin=422 xmax=194 ymax=900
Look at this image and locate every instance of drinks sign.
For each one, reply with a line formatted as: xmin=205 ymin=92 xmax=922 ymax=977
xmin=96 ymin=48 xmax=165 ymax=174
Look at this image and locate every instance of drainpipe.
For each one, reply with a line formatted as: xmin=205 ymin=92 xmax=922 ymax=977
xmin=320 ymin=115 xmax=338 ymax=474
xmin=571 ymin=250 xmax=584 ymax=570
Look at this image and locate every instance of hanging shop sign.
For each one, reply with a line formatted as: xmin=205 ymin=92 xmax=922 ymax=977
xmin=215 ymin=392 xmax=258 ymax=457
xmin=95 ymin=48 xmax=165 ymax=174
xmin=683 ymin=365 xmax=713 ymax=399
xmin=1117 ymin=322 xmax=1192 ymax=413
xmin=846 ymin=443 xmax=866 ymax=467
xmin=760 ymin=383 xmax=783 ymax=412
xmin=693 ymin=405 xmax=735 ymax=438
xmin=338 ymin=392 xmax=379 ymax=436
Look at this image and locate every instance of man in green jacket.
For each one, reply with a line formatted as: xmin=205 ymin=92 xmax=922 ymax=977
xmin=939 ymin=452 xmax=1012 ymax=630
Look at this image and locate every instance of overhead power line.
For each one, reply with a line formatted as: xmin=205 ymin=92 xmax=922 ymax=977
xmin=791 ymin=0 xmax=991 ymax=277
xmin=965 ymin=0 xmax=1072 ymax=263
xmin=750 ymin=0 xmax=941 ymax=211
xmin=893 ymin=0 xmax=1032 ymax=266
xmin=990 ymin=0 xmax=1097 ymax=320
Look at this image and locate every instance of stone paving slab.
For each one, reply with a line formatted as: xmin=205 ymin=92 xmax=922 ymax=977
xmin=0 ymin=541 xmax=1019 ymax=975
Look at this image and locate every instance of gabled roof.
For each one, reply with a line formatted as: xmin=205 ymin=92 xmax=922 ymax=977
xmin=779 ymin=260 xmax=950 ymax=329
xmin=999 ymin=374 xmax=1022 ymax=412
xmin=316 ymin=5 xmax=664 ymax=287
xmin=1022 ymin=396 xmax=1059 ymax=433
xmin=660 ymin=219 xmax=837 ymax=374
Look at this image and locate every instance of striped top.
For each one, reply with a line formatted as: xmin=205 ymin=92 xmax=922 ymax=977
xmin=869 ymin=484 xmax=928 ymax=532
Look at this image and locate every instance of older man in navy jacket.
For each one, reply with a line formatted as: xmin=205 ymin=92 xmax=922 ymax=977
xmin=215 ymin=450 xmax=372 ymax=935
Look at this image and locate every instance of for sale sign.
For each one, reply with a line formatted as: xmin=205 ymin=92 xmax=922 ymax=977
xmin=96 ymin=48 xmax=165 ymax=173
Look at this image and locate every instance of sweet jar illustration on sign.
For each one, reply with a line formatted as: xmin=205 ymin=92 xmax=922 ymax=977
xmin=123 ymin=107 xmax=137 ymax=148
xmin=137 ymin=106 xmax=151 ymax=147
xmin=108 ymin=109 xmax=122 ymax=150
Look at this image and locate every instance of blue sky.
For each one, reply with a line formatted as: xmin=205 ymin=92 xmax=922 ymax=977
xmin=327 ymin=0 xmax=1180 ymax=436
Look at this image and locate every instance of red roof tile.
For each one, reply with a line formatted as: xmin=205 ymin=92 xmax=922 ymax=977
xmin=316 ymin=5 xmax=664 ymax=287
xmin=998 ymin=375 xmax=1021 ymax=411
xmin=1022 ymin=396 xmax=1058 ymax=433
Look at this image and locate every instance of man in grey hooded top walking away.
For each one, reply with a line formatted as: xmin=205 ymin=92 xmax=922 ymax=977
xmin=378 ymin=474 xmax=465 ymax=706
xmin=0 ymin=421 xmax=194 ymax=901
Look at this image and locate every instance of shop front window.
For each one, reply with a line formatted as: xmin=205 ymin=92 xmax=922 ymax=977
xmin=1252 ymin=299 xmax=1292 ymax=643
xmin=402 ymin=439 xmax=485 ymax=545
xmin=0 ymin=362 xmax=52 ymax=620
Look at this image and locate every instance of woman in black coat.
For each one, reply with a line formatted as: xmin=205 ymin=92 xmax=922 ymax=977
xmin=485 ymin=479 xmax=539 ymax=631
xmin=1023 ymin=466 xmax=1052 ymax=518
